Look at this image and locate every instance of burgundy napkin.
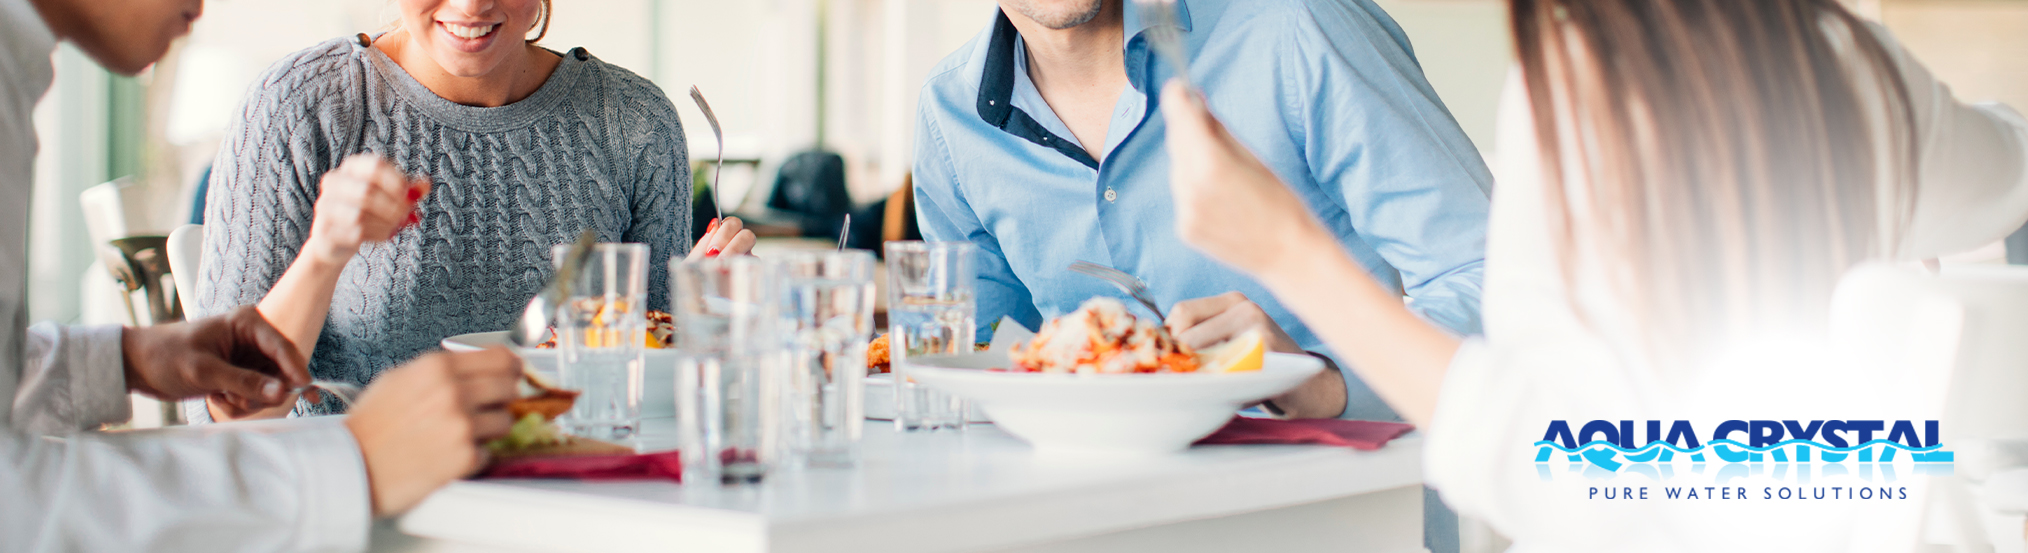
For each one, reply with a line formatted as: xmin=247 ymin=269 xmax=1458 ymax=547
xmin=478 ymin=451 xmax=684 ymax=482
xmin=1195 ymin=417 xmax=1415 ymax=451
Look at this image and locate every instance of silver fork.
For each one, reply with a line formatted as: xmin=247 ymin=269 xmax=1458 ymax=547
xmin=689 ymin=86 xmax=725 ymax=221
xmin=1136 ymin=0 xmax=1191 ymax=88
xmin=836 ymin=213 xmax=851 ymax=251
xmin=293 ymin=380 xmax=363 ymax=409
xmin=1069 ymin=261 xmax=1167 ymax=320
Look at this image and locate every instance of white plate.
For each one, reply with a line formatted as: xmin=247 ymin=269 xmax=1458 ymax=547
xmin=441 ymin=331 xmax=679 ymax=419
xmin=905 ymin=351 xmax=1323 ymax=456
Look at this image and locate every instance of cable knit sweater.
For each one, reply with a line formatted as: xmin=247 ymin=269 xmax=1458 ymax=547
xmin=193 ymin=37 xmax=689 ymax=418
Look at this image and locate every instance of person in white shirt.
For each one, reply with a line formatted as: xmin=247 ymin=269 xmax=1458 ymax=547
xmin=1 ymin=0 xmax=527 ymax=549
xmin=1158 ymin=0 xmax=2028 ymax=550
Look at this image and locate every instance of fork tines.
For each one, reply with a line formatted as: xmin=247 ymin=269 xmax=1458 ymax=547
xmin=1068 ymin=261 xmax=1165 ymax=319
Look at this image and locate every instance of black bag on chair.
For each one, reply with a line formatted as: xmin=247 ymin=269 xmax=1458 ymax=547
xmin=769 ymin=150 xmax=852 ymax=237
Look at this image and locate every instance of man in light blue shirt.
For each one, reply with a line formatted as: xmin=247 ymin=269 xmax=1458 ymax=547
xmin=912 ymin=0 xmax=1491 ymax=422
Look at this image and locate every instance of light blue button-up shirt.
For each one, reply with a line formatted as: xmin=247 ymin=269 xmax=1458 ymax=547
xmin=911 ymin=0 xmax=1493 ymax=420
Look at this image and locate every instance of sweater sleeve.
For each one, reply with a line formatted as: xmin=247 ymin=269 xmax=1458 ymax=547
xmin=609 ymin=68 xmax=690 ymax=312
xmin=198 ymin=44 xmax=357 ymax=320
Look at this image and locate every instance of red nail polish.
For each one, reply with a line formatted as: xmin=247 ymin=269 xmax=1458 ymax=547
xmin=705 ymin=248 xmax=721 ymax=258
xmin=406 ymin=187 xmax=423 ymax=202
xmin=705 ymin=218 xmax=720 ymax=235
xmin=408 ymin=212 xmax=420 ymax=226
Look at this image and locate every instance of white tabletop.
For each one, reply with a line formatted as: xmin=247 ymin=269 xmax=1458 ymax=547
xmin=393 ymin=420 xmax=1424 ymax=553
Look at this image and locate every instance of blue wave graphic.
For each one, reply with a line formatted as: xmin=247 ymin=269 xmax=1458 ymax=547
xmin=1534 ymin=439 xmax=1953 ymax=471
xmin=1533 ymin=439 xmax=1945 ymax=455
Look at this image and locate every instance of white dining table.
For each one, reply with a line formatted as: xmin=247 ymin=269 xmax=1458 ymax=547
xmin=367 ymin=418 xmax=1428 ymax=553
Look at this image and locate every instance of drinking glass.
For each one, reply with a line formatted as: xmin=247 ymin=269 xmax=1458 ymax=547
xmin=883 ymin=241 xmax=977 ymax=432
xmin=551 ymin=241 xmax=644 ymax=439
xmin=673 ymin=257 xmax=782 ymax=484
xmin=773 ymin=250 xmax=877 ymax=468
xmin=552 ymin=243 xmax=650 ymax=442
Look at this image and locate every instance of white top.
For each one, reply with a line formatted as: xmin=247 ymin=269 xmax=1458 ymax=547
xmin=1423 ymin=20 xmax=2028 ymax=553
xmin=0 ymin=0 xmax=372 ymax=549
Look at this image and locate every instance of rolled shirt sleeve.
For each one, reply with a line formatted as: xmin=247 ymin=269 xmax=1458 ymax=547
xmin=14 ymin=323 xmax=130 ymax=435
xmin=5 ymin=320 xmax=371 ymax=552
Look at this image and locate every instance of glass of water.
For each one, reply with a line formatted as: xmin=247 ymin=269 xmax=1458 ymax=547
xmin=883 ymin=241 xmax=977 ymax=432
xmin=772 ymin=250 xmax=876 ymax=468
xmin=673 ymin=257 xmax=782 ymax=484
xmin=552 ymin=243 xmax=650 ymax=442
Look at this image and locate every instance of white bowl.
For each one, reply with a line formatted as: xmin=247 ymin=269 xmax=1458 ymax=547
xmin=904 ymin=351 xmax=1324 ymax=456
xmin=441 ymin=331 xmax=679 ymax=419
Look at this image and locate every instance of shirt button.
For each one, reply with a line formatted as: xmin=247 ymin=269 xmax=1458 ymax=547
xmin=1104 ymin=188 xmax=1118 ymax=202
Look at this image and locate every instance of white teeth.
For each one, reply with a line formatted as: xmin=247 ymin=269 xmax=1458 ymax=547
xmin=443 ymin=23 xmax=498 ymax=39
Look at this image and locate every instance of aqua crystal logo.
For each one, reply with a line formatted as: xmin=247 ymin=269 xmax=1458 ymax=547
xmin=1536 ymin=420 xmax=1954 ymax=500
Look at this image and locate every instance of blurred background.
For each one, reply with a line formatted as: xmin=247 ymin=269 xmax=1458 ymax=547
xmin=26 ymin=0 xmax=2028 ymax=333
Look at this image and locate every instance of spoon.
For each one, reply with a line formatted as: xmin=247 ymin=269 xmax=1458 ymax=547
xmin=509 ymin=229 xmax=598 ymax=347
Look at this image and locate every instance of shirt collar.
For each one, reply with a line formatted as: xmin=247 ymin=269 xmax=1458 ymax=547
xmin=975 ymin=11 xmax=1099 ymax=169
xmin=973 ymin=1 xmax=1193 ymax=170
xmin=1010 ymin=38 xmax=1084 ymax=151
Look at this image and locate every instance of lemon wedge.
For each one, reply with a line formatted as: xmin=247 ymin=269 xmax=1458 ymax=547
xmin=1196 ymin=330 xmax=1265 ymax=373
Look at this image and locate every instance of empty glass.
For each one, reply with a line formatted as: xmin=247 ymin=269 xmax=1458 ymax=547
xmin=773 ymin=250 xmax=877 ymax=467
xmin=552 ymin=243 xmax=649 ymax=442
xmin=673 ymin=257 xmax=782 ymax=484
xmin=884 ymin=241 xmax=978 ymax=432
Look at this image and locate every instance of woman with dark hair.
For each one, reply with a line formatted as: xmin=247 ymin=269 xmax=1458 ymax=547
xmin=1160 ymin=0 xmax=2027 ymax=548
xmin=193 ymin=0 xmax=753 ymax=422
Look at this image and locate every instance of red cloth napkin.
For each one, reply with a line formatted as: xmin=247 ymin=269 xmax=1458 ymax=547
xmin=1195 ymin=417 xmax=1414 ymax=451
xmin=478 ymin=451 xmax=684 ymax=482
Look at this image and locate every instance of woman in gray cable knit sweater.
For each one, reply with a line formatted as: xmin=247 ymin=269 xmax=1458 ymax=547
xmin=191 ymin=0 xmax=750 ymax=422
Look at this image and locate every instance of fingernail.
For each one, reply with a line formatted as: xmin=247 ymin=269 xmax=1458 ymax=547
xmin=262 ymin=380 xmax=282 ymax=399
xmin=407 ymin=212 xmax=421 ymax=226
xmin=407 ymin=187 xmax=424 ymax=202
xmin=705 ymin=218 xmax=720 ymax=235
xmin=705 ymin=248 xmax=721 ymax=258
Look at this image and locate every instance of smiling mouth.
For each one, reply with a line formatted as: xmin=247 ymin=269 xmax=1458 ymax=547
xmin=440 ymin=21 xmax=501 ymax=40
